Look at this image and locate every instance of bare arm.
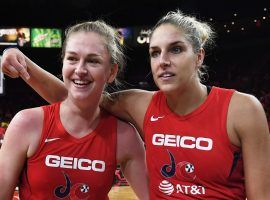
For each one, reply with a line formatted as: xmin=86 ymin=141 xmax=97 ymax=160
xmin=103 ymin=89 xmax=154 ymax=136
xmin=1 ymin=48 xmax=67 ymax=103
xmin=230 ymin=92 xmax=270 ymax=199
xmin=0 ymin=108 xmax=43 ymax=199
xmin=117 ymin=120 xmax=149 ymax=200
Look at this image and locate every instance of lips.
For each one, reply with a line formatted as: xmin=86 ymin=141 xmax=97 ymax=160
xmin=73 ymin=79 xmax=91 ymax=86
xmin=158 ymin=72 xmax=175 ymax=78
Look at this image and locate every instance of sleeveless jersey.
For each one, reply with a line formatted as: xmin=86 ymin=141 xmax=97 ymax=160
xmin=144 ymin=87 xmax=245 ymax=199
xmin=19 ymin=102 xmax=117 ymax=200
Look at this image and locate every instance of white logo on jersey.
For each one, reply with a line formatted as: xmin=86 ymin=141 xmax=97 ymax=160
xmin=159 ymin=180 xmax=174 ymax=195
xmin=159 ymin=180 xmax=206 ymax=196
xmin=45 ymin=155 xmax=105 ymax=172
xmin=150 ymin=115 xmax=165 ymax=121
xmin=152 ymin=134 xmax=213 ymax=151
xmin=176 ymin=184 xmax=206 ymax=195
xmin=45 ymin=138 xmax=61 ymax=143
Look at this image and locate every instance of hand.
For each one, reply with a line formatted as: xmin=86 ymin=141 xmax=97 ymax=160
xmin=1 ymin=48 xmax=30 ymax=80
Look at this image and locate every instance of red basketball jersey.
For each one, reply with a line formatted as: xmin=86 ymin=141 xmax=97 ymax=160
xmin=144 ymin=87 xmax=245 ymax=199
xmin=19 ymin=102 xmax=117 ymax=200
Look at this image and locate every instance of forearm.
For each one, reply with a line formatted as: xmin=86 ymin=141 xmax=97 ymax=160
xmin=121 ymin=159 xmax=149 ymax=200
xmin=0 ymin=181 xmax=16 ymax=200
xmin=24 ymin=56 xmax=67 ymax=103
xmin=0 ymin=158 xmax=19 ymax=200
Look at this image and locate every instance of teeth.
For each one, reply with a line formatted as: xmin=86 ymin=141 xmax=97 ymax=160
xmin=161 ymin=73 xmax=173 ymax=77
xmin=163 ymin=74 xmax=172 ymax=77
xmin=73 ymin=80 xmax=89 ymax=85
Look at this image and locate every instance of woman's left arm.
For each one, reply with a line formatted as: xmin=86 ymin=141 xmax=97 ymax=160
xmin=117 ymin=120 xmax=149 ymax=200
xmin=231 ymin=92 xmax=270 ymax=200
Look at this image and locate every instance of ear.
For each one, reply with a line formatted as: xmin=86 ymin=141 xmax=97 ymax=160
xmin=196 ymin=48 xmax=205 ymax=67
xmin=107 ymin=63 xmax=119 ymax=83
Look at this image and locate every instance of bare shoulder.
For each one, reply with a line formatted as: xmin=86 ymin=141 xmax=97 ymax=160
xmin=230 ymin=91 xmax=266 ymax=120
xmin=123 ymin=89 xmax=155 ymax=101
xmin=231 ymin=91 xmax=263 ymax=110
xmin=8 ymin=107 xmax=44 ymax=133
xmin=112 ymin=89 xmax=155 ymax=110
xmin=104 ymin=89 xmax=155 ymax=132
xmin=129 ymin=89 xmax=154 ymax=108
xmin=119 ymin=89 xmax=155 ymax=123
xmin=229 ymin=91 xmax=269 ymax=140
xmin=4 ymin=107 xmax=44 ymax=157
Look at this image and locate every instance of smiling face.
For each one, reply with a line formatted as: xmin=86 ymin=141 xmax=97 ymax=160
xmin=149 ymin=23 xmax=204 ymax=94
xmin=62 ymin=31 xmax=117 ymax=102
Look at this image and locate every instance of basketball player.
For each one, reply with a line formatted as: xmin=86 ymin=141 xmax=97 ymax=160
xmin=0 ymin=21 xmax=149 ymax=199
xmin=2 ymin=10 xmax=270 ymax=199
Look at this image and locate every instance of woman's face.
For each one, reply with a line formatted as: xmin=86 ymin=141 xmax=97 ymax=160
xmin=62 ymin=31 xmax=117 ymax=101
xmin=149 ymin=24 xmax=203 ymax=93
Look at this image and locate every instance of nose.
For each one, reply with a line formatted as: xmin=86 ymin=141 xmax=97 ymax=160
xmin=159 ymin=53 xmax=171 ymax=67
xmin=75 ymin=61 xmax=87 ymax=75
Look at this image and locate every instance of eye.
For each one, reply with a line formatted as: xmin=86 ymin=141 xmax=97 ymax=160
xmin=87 ymin=59 xmax=100 ymax=64
xmin=66 ymin=56 xmax=77 ymax=62
xmin=170 ymin=46 xmax=182 ymax=54
xmin=150 ymin=50 xmax=160 ymax=58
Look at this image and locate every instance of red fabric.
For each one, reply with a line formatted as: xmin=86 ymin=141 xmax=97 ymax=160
xmin=19 ymin=102 xmax=117 ymax=199
xmin=144 ymin=87 xmax=245 ymax=199
xmin=0 ymin=127 xmax=5 ymax=136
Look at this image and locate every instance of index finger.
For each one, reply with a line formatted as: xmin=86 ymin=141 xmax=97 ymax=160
xmin=10 ymin=57 xmax=30 ymax=80
xmin=18 ymin=66 xmax=30 ymax=80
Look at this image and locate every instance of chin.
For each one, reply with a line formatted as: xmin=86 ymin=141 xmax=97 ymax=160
xmin=70 ymin=91 xmax=91 ymax=100
xmin=158 ymin=84 xmax=174 ymax=92
xmin=72 ymin=96 xmax=89 ymax=102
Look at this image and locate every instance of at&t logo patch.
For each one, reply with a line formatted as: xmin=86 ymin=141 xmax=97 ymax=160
xmin=159 ymin=180 xmax=174 ymax=195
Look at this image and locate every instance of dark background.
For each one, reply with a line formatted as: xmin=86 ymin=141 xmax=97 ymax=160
xmin=0 ymin=0 xmax=270 ymax=122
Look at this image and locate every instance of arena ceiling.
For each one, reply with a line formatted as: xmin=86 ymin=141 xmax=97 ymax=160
xmin=1 ymin=0 xmax=269 ymax=28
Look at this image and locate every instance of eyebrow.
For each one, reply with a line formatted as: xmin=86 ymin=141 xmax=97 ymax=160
xmin=149 ymin=41 xmax=185 ymax=49
xmin=65 ymin=51 xmax=102 ymax=57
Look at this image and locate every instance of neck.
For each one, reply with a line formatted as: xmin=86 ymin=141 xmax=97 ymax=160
xmin=60 ymin=98 xmax=101 ymax=138
xmin=165 ymin=82 xmax=208 ymax=115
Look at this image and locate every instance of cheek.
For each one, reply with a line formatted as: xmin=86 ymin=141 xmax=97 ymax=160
xmin=62 ymin=65 xmax=67 ymax=76
xmin=178 ymin=56 xmax=195 ymax=68
xmin=61 ymin=67 xmax=69 ymax=84
xmin=150 ymin=59 xmax=158 ymax=72
xmin=62 ymin=65 xmax=70 ymax=77
xmin=91 ymin=68 xmax=108 ymax=83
